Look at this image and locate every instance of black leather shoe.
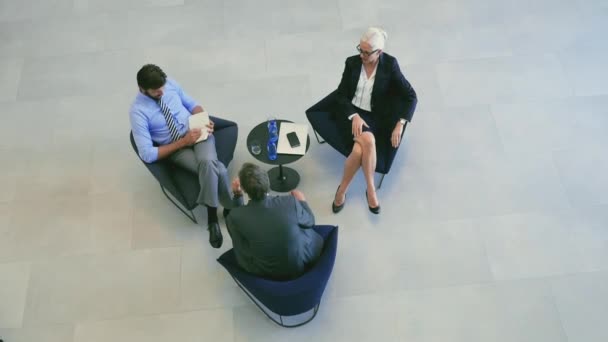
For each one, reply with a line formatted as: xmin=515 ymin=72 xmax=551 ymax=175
xmin=222 ymin=208 xmax=231 ymax=219
xmin=366 ymin=190 xmax=380 ymax=214
xmin=332 ymin=186 xmax=345 ymax=213
xmin=208 ymin=222 xmax=223 ymax=248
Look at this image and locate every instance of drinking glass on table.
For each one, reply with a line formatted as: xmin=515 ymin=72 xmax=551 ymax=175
xmin=250 ymin=140 xmax=262 ymax=155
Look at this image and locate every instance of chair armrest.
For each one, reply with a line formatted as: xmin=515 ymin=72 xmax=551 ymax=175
xmin=305 ymin=90 xmax=339 ymax=115
xmin=130 ymin=131 xmax=181 ymax=195
xmin=210 ymin=116 xmax=238 ymax=131
xmin=379 ymin=121 xmax=408 ymax=174
xmin=210 ymin=116 xmax=238 ymax=167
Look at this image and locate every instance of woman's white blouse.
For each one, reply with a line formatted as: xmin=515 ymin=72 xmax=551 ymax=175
xmin=351 ymin=64 xmax=378 ymax=112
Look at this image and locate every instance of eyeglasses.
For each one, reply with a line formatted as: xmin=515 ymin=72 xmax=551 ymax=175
xmin=356 ymin=44 xmax=379 ymax=57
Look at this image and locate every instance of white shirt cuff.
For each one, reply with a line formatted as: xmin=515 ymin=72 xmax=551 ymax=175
xmin=348 ymin=113 xmax=359 ymax=120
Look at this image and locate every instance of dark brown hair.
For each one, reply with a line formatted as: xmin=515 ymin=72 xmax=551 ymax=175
xmin=136 ymin=64 xmax=167 ymax=90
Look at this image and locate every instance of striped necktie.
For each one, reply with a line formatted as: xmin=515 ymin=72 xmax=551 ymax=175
xmin=157 ymin=97 xmax=182 ymax=142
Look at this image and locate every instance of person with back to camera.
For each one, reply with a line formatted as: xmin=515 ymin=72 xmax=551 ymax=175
xmin=226 ymin=162 xmax=324 ymax=280
xmin=331 ymin=27 xmax=417 ymax=215
xmin=129 ymin=64 xmax=237 ymax=249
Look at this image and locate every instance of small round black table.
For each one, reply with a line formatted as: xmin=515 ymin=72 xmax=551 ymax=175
xmin=246 ymin=120 xmax=310 ymax=192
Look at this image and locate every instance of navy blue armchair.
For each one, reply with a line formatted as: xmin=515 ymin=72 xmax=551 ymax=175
xmin=305 ymin=90 xmax=408 ymax=188
xmin=218 ymin=225 xmax=338 ymax=327
xmin=129 ymin=116 xmax=238 ymax=223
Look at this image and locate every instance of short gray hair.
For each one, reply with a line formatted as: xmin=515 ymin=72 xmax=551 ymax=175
xmin=239 ymin=162 xmax=269 ymax=201
xmin=361 ymin=27 xmax=388 ymax=51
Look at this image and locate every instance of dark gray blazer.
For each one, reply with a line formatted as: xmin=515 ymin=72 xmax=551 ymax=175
xmin=226 ymin=194 xmax=324 ymax=280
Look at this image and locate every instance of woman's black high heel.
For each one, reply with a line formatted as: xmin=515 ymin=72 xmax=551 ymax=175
xmin=332 ymin=186 xmax=345 ymax=213
xmin=366 ymin=190 xmax=380 ymax=214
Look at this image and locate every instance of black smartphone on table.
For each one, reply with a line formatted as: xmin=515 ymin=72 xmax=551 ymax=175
xmin=286 ymin=132 xmax=300 ymax=148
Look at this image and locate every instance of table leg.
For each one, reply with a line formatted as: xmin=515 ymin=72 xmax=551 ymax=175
xmin=268 ymin=165 xmax=300 ymax=192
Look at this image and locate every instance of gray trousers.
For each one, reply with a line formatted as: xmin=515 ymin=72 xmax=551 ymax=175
xmin=168 ymin=135 xmax=233 ymax=209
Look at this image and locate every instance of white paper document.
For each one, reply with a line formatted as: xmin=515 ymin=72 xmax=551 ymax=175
xmin=277 ymin=122 xmax=308 ymax=155
xmin=188 ymin=112 xmax=210 ymax=143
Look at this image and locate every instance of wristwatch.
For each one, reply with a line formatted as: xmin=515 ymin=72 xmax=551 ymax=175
xmin=399 ymin=118 xmax=407 ymax=125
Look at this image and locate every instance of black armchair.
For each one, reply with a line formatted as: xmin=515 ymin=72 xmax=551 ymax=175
xmin=129 ymin=116 xmax=238 ymax=223
xmin=305 ymin=90 xmax=408 ymax=189
xmin=218 ymin=225 xmax=338 ymax=327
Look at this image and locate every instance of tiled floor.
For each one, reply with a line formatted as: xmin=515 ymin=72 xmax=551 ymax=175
xmin=1 ymin=0 xmax=607 ymax=341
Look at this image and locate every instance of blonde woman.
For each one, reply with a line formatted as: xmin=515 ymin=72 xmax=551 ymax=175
xmin=332 ymin=27 xmax=417 ymax=214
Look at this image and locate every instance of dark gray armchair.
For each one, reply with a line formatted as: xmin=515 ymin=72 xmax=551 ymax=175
xmin=130 ymin=117 xmax=238 ymax=223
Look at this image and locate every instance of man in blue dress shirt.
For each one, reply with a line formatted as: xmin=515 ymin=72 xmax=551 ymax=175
xmin=129 ymin=64 xmax=232 ymax=248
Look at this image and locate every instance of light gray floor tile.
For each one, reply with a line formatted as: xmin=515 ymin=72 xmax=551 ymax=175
xmin=337 ymin=0 xmax=379 ymax=31
xmin=465 ymin=0 xmax=577 ymax=27
xmin=492 ymin=96 xmax=608 ymax=156
xmin=407 ymin=105 xmax=505 ymax=163
xmin=436 ymin=55 xmax=573 ymax=106
xmin=0 ymin=149 xmax=22 ymax=203
xmin=14 ymin=144 xmax=94 ymax=200
xmin=393 ymin=280 xmax=568 ymax=342
xmin=324 ymin=222 xmax=412 ymax=297
xmin=0 ymin=0 xmax=75 ymax=23
xmin=392 ymin=219 xmax=494 ymax=289
xmin=399 ymin=63 xmax=446 ymax=112
xmin=2 ymin=99 xmax=60 ymax=150
xmin=0 ymin=22 xmax=24 ymax=58
xmin=130 ymin=191 xmax=207 ymax=250
xmin=389 ymin=25 xmax=512 ymax=65
xmin=551 ymin=271 xmax=608 ymax=342
xmin=0 ymin=262 xmax=30 ymax=328
xmin=101 ymin=3 xmax=224 ymax=51
xmin=570 ymin=205 xmax=608 ymax=272
xmin=0 ymin=204 xmax=9 ymax=236
xmin=378 ymin=0 xmax=474 ymax=31
xmin=74 ymin=0 xmax=185 ymax=13
xmin=1 ymin=93 xmax=133 ymax=151
xmin=179 ymin=243 xmax=250 ymax=311
xmin=17 ymin=50 xmax=144 ymax=101
xmin=142 ymin=38 xmax=266 ymax=80
xmin=506 ymin=6 xmax=586 ymax=55
xmin=0 ymin=195 xmax=93 ymax=263
xmin=265 ymin=29 xmax=358 ymax=77
xmin=223 ymin=0 xmax=341 ymax=38
xmin=0 ymin=323 xmax=74 ymax=342
xmin=51 ymin=93 xmax=134 ymax=144
xmin=23 ymin=247 xmax=182 ymax=324
xmin=0 ymin=13 xmax=110 ymax=58
xmin=0 ymin=57 xmax=23 ymax=102
xmin=90 ymin=140 xmax=153 ymax=195
xmin=479 ymin=212 xmax=591 ymax=280
xmin=221 ymin=0 xmax=287 ymax=38
xmin=575 ymin=0 xmax=608 ymax=16
xmin=233 ymin=293 xmax=400 ymax=342
xmin=73 ymin=309 xmax=234 ymax=342
xmin=279 ymin=0 xmax=342 ymax=35
xmin=328 ymin=218 xmax=493 ymax=297
xmin=559 ymin=38 xmax=608 ymax=97
xmin=427 ymin=154 xmax=569 ymax=220
xmin=553 ymin=145 xmax=608 ymax=207
xmin=87 ymin=192 xmax=134 ymax=253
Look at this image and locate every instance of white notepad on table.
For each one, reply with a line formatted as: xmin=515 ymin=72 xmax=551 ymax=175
xmin=188 ymin=112 xmax=210 ymax=143
xmin=277 ymin=122 xmax=308 ymax=155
